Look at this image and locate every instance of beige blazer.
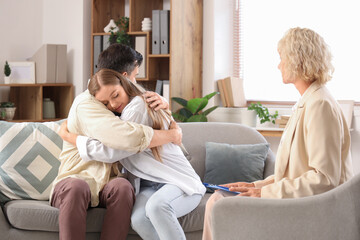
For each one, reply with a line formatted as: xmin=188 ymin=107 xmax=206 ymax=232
xmin=50 ymin=90 xmax=154 ymax=206
xmin=255 ymin=82 xmax=353 ymax=198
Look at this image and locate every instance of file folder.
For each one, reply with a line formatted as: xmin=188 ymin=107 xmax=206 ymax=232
xmin=155 ymin=80 xmax=163 ymax=95
xmin=103 ymin=35 xmax=110 ymax=51
xmin=93 ymin=35 xmax=103 ymax=74
xmin=160 ymin=10 xmax=170 ymax=54
xmin=152 ymin=10 xmax=161 ymax=54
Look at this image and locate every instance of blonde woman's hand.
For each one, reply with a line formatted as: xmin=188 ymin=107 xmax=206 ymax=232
xmin=144 ymin=91 xmax=169 ymax=111
xmin=235 ymin=187 xmax=261 ymax=198
xmin=221 ymin=182 xmax=255 ymax=189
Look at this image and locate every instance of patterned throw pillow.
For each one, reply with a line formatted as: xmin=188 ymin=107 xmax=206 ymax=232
xmin=0 ymin=120 xmax=64 ymax=201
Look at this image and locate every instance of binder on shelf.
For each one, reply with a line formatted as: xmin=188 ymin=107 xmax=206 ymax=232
xmin=160 ymin=10 xmax=170 ymax=54
xmin=103 ymin=35 xmax=110 ymax=51
xmin=93 ymin=35 xmax=103 ymax=75
xmin=155 ymin=80 xmax=163 ymax=95
xmin=135 ymin=36 xmax=147 ymax=78
xmin=30 ymin=44 xmax=67 ymax=83
xmin=152 ymin=10 xmax=161 ymax=54
xmin=162 ymin=80 xmax=170 ymax=102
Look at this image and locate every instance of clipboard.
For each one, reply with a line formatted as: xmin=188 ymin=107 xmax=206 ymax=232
xmin=203 ymin=183 xmax=241 ymax=194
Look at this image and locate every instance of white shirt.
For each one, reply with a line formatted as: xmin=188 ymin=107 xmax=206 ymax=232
xmin=77 ymin=96 xmax=206 ymax=196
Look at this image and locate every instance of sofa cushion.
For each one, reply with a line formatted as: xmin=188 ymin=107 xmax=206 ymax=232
xmin=204 ymin=142 xmax=269 ymax=186
xmin=0 ymin=121 xmax=63 ymax=201
xmin=5 ymin=194 xmax=211 ymax=233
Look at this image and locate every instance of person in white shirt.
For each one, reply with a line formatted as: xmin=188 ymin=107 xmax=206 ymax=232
xmin=52 ymin=43 xmax=179 ymax=240
xmin=60 ymin=68 xmax=206 ymax=240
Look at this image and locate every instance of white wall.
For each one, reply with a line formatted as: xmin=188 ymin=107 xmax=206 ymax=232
xmin=203 ymin=0 xmax=233 ymax=107
xmin=0 ymin=0 xmax=91 ymax=100
xmin=0 ymin=0 xmax=43 ymax=101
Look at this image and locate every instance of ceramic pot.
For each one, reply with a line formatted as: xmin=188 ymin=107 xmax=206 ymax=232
xmin=43 ymin=98 xmax=56 ymax=119
xmin=4 ymin=107 xmax=16 ymax=120
xmin=4 ymin=76 xmax=10 ymax=84
xmin=240 ymin=109 xmax=257 ymax=127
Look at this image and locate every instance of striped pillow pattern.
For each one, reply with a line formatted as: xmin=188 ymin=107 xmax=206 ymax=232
xmin=0 ymin=121 xmax=63 ymax=201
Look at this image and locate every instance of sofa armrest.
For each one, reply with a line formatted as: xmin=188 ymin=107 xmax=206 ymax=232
xmin=212 ymin=186 xmax=360 ymax=240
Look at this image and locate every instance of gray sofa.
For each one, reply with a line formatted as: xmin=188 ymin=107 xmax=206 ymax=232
xmin=0 ymin=122 xmax=275 ymax=240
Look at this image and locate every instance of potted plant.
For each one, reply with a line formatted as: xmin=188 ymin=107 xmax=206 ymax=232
xmin=172 ymin=92 xmax=219 ymax=122
xmin=247 ymin=102 xmax=278 ymax=125
xmin=0 ymin=102 xmax=16 ymax=120
xmin=109 ymin=17 xmax=131 ymax=46
xmin=4 ymin=61 xmax=11 ymax=84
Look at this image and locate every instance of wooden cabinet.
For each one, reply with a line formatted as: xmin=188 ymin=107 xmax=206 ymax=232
xmin=0 ymin=83 xmax=73 ymax=122
xmin=91 ymin=0 xmax=203 ymax=110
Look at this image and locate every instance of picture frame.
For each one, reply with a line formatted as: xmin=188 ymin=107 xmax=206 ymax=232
xmin=8 ymin=61 xmax=36 ymax=84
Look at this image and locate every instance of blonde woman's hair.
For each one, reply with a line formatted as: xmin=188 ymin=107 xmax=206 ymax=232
xmin=277 ymin=27 xmax=334 ymax=85
xmin=88 ymin=68 xmax=172 ymax=162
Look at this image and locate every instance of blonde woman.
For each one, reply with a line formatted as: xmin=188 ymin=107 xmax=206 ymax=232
xmin=202 ymin=27 xmax=353 ymax=240
xmin=61 ymin=68 xmax=205 ymax=240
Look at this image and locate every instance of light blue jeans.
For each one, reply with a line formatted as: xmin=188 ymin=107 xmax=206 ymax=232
xmin=131 ymin=180 xmax=202 ymax=240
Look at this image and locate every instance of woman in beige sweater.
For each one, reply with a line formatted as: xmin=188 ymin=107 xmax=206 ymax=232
xmin=202 ymin=27 xmax=353 ymax=240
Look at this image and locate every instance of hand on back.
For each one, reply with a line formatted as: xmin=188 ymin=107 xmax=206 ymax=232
xmin=144 ymin=91 xmax=169 ymax=111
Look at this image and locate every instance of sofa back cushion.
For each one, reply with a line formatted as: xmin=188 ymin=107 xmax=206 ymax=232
xmin=0 ymin=121 xmax=63 ymax=202
xmin=178 ymin=122 xmax=275 ymax=181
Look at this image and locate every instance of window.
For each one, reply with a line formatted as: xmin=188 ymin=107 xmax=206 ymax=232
xmin=240 ymin=0 xmax=360 ymax=101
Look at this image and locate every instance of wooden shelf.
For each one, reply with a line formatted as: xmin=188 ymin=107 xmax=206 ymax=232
xmin=149 ymin=54 xmax=170 ymax=58
xmin=1 ymin=83 xmax=74 ymax=122
xmin=91 ymin=0 xmax=203 ymax=110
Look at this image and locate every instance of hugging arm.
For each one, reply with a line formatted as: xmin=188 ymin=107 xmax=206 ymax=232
xmin=59 ymin=97 xmax=182 ymax=163
xmin=59 ymin=120 xmax=134 ymax=163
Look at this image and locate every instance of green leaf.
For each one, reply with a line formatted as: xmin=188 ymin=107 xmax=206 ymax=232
xmin=187 ymin=98 xmax=208 ymax=114
xmin=179 ymin=108 xmax=193 ymax=119
xmin=202 ymin=106 xmax=218 ymax=116
xmin=172 ymin=112 xmax=187 ymax=122
xmin=187 ymin=114 xmax=207 ymax=122
xmin=171 ymin=97 xmax=188 ymax=107
xmin=204 ymin=92 xmax=219 ymax=100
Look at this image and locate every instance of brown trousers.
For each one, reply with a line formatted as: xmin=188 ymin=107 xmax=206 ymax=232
xmin=51 ymin=177 xmax=135 ymax=240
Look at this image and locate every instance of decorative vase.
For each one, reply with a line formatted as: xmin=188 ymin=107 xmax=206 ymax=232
xmin=43 ymin=98 xmax=56 ymax=119
xmin=104 ymin=19 xmax=119 ymax=33
xmin=4 ymin=107 xmax=16 ymax=120
xmin=141 ymin=18 xmax=152 ymax=32
xmin=4 ymin=76 xmax=10 ymax=84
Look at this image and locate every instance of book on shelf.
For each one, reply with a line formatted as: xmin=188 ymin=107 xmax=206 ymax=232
xmin=217 ymin=77 xmax=246 ymax=107
xmin=135 ymin=36 xmax=147 ymax=78
xmin=223 ymin=77 xmax=246 ymax=107
xmin=217 ymin=79 xmax=228 ymax=107
xmin=276 ymin=115 xmax=291 ymax=128
xmin=275 ymin=118 xmax=288 ymax=125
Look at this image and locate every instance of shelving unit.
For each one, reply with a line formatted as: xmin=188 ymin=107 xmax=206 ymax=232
xmin=0 ymin=83 xmax=74 ymax=122
xmin=91 ymin=0 xmax=203 ymax=110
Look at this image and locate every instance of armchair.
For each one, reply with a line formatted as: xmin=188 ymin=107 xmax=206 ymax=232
xmin=212 ymin=173 xmax=360 ymax=240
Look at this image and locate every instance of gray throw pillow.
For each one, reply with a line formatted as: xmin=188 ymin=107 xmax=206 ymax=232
xmin=204 ymin=142 xmax=269 ymax=185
